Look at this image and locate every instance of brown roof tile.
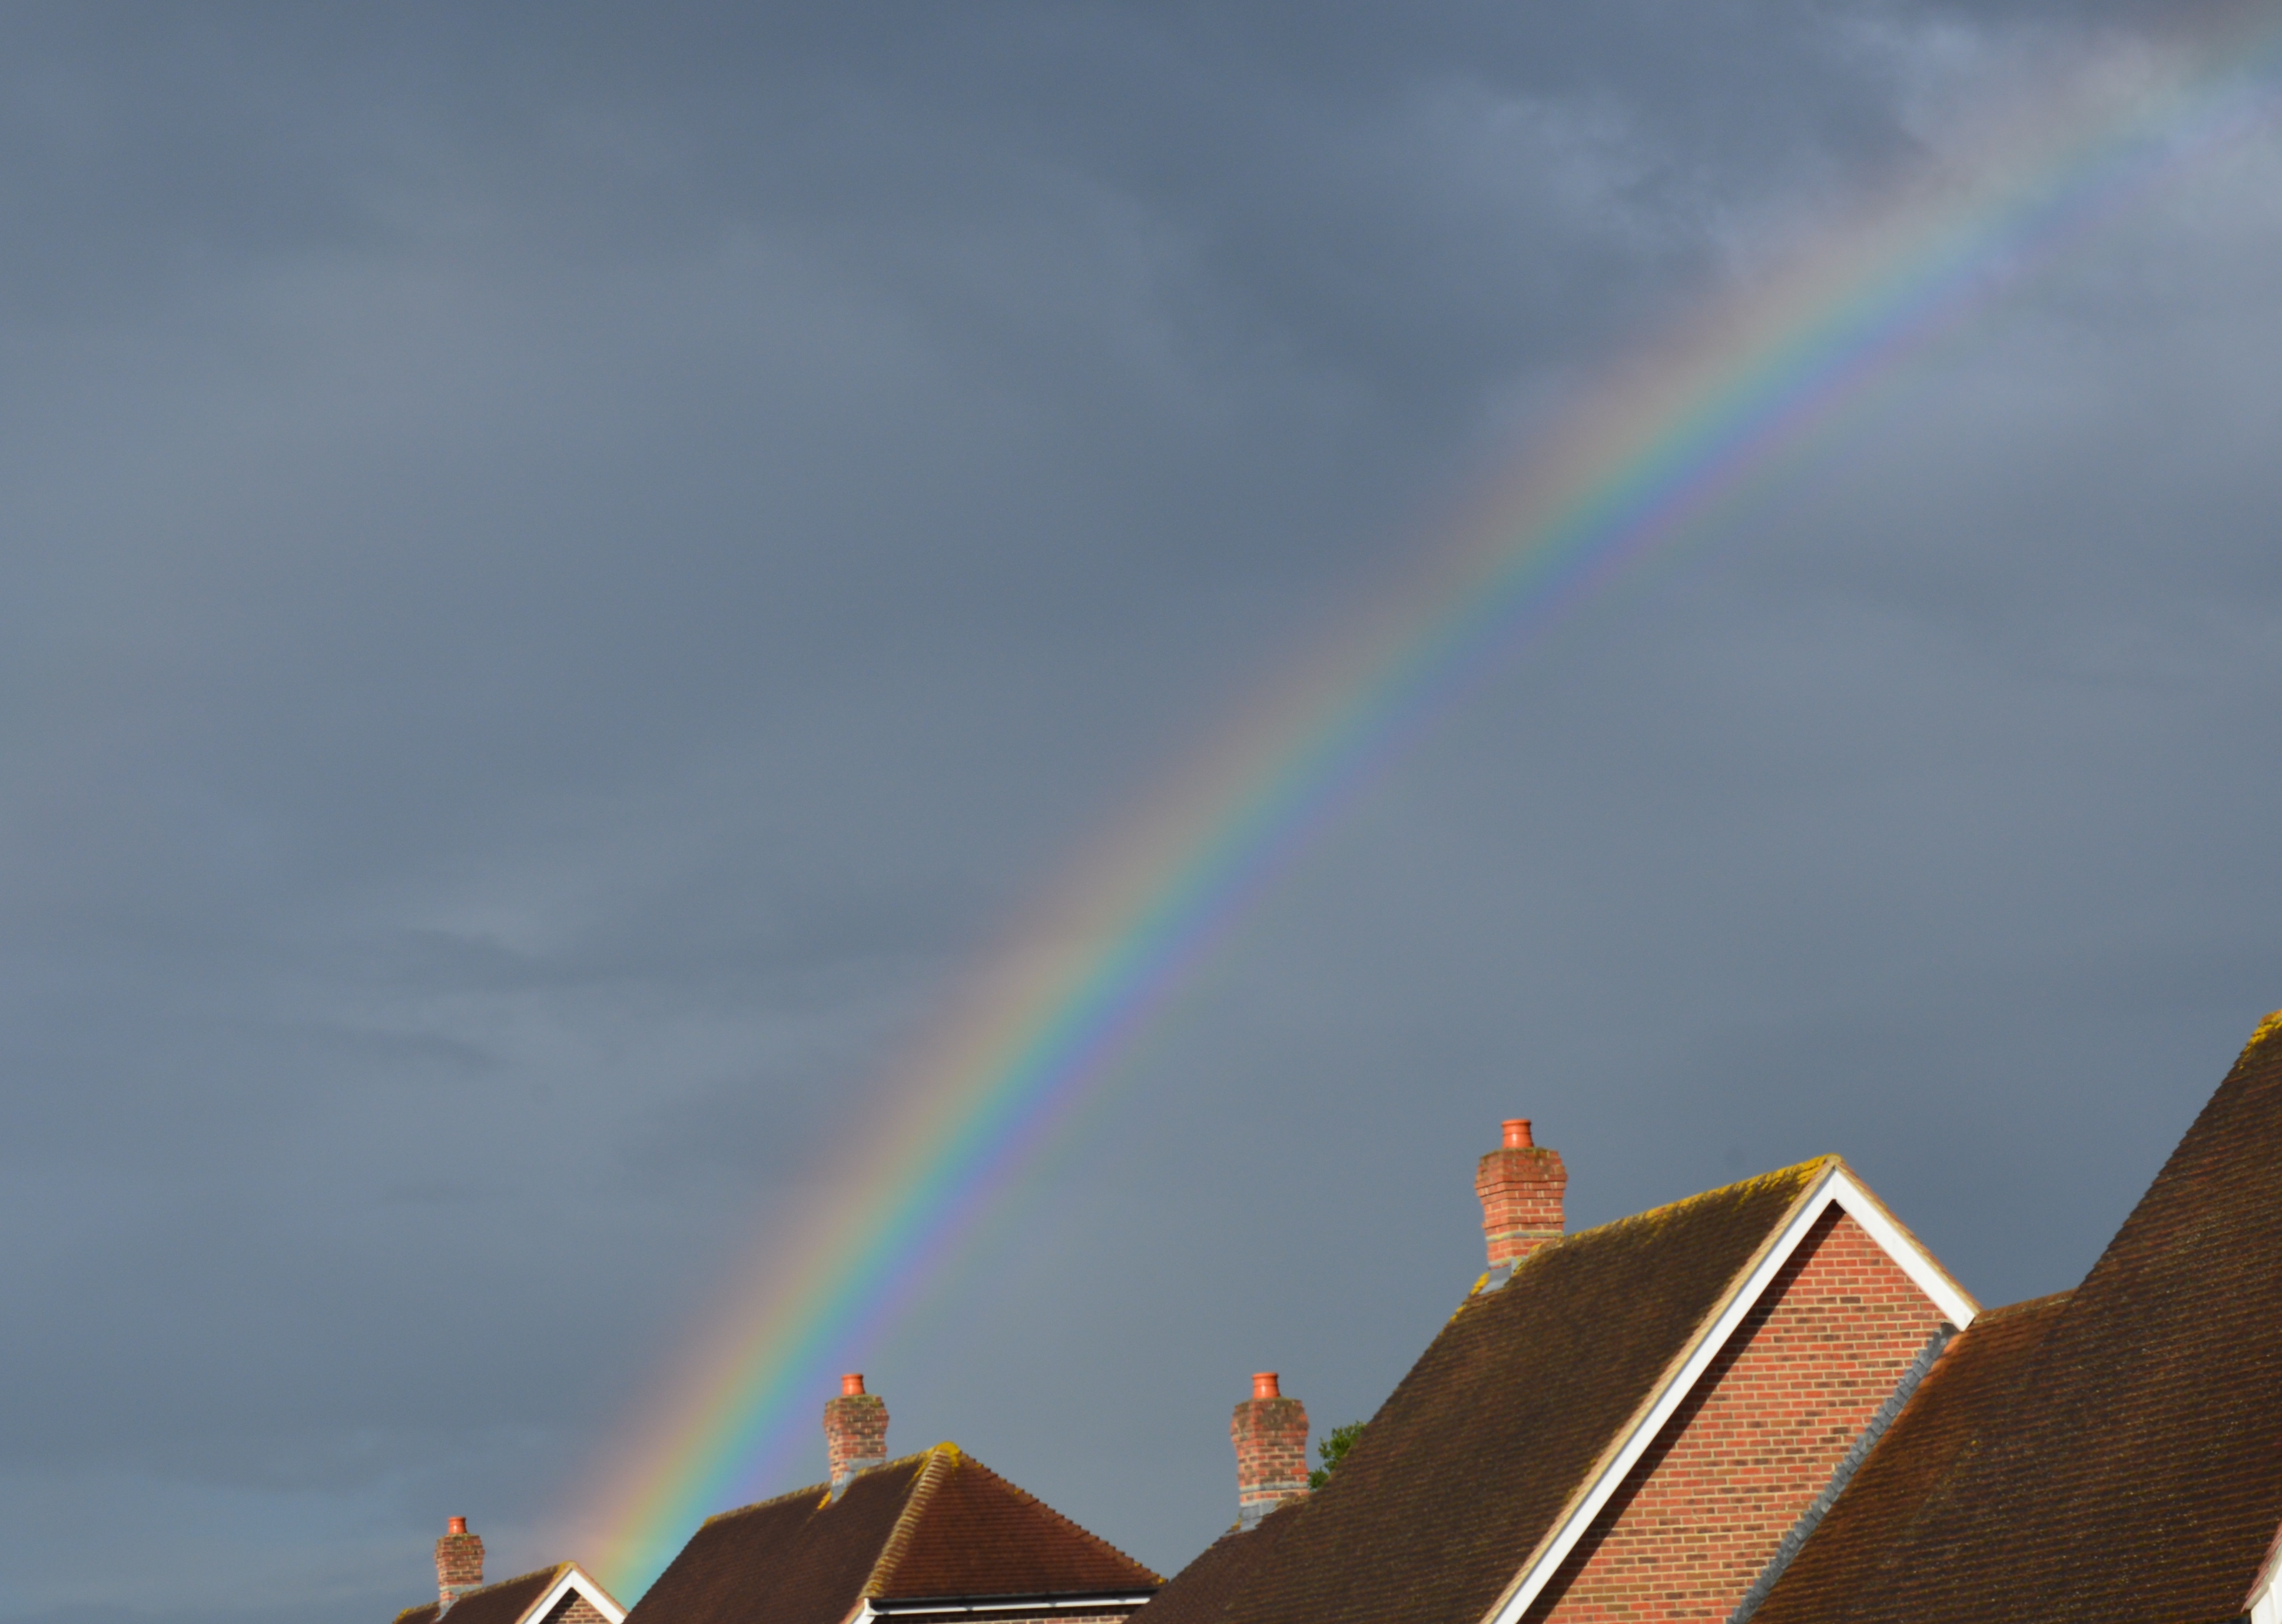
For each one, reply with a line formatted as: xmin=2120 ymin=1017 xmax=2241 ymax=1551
xmin=1128 ymin=1512 xmax=1296 ymax=1624
xmin=395 ymin=1566 xmax=569 ymax=1624
xmin=623 ymin=1445 xmax=1158 ymax=1624
xmin=627 ymin=1462 xmax=923 ymax=1624
xmin=1758 ymin=1012 xmax=2282 ymax=1624
xmin=882 ymin=1446 xmax=1160 ymax=1599
xmin=1142 ymin=1161 xmax=1827 ymax=1624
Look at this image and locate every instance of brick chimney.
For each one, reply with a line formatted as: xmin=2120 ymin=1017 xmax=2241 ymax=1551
xmin=1477 ymin=1118 xmax=1565 ymax=1280
xmin=823 ymin=1373 xmax=888 ymax=1497
xmin=1231 ymin=1372 xmax=1309 ymax=1530
xmin=435 ymin=1516 xmax=483 ymax=1612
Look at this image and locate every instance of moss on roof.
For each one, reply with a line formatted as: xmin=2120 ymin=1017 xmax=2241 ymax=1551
xmin=1141 ymin=1160 xmax=1828 ymax=1624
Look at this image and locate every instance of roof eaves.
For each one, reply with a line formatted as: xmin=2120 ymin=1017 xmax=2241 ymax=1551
xmin=866 ymin=1590 xmax=1161 ymax=1613
xmin=1477 ymin=1154 xmax=1975 ymax=1624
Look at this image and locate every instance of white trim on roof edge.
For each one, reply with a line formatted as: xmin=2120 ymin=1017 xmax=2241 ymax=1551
xmin=520 ymin=1563 xmax=628 ymax=1624
xmin=1475 ymin=1160 xmax=1978 ymax=1624
xmin=848 ymin=1598 xmax=1159 ymax=1624
xmin=2241 ymin=1524 xmax=2282 ymax=1624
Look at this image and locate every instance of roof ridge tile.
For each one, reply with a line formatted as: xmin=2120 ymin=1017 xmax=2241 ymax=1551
xmin=1545 ymin=1157 xmax=1837 ymax=1254
xmin=2241 ymin=1007 xmax=2282 ymax=1065
xmin=863 ymin=1443 xmax=961 ymax=1598
xmin=701 ymin=1451 xmax=941 ymax=1529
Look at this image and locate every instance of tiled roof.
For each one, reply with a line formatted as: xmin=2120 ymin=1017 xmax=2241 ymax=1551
xmin=1130 ymin=1512 xmax=1295 ymax=1624
xmin=395 ymin=1566 xmax=569 ymax=1624
xmin=1747 ymin=1290 xmax=2072 ymax=1624
xmin=880 ymin=1443 xmax=1159 ymax=1598
xmin=1749 ymin=1013 xmax=2282 ymax=1624
xmin=1140 ymin=1161 xmax=1827 ymax=1624
xmin=623 ymin=1444 xmax=1159 ymax=1624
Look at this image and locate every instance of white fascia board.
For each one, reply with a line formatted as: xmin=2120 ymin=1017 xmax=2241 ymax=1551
xmin=2243 ymin=1526 xmax=2282 ymax=1624
xmin=2253 ymin=1565 xmax=2282 ymax=1624
xmin=1477 ymin=1160 xmax=1977 ymax=1624
xmin=520 ymin=1564 xmax=629 ymax=1624
xmin=1824 ymin=1165 xmax=1978 ymax=1329
xmin=871 ymin=1600 xmax=1160 ymax=1615
xmin=852 ymin=1595 xmax=1157 ymax=1623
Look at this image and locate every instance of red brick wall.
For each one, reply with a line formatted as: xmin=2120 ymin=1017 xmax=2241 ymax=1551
xmin=1531 ymin=1207 xmax=1947 ymax=1624
xmin=545 ymin=1594 xmax=611 ymax=1624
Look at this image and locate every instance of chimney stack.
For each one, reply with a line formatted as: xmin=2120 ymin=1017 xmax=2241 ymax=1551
xmin=1477 ymin=1118 xmax=1565 ymax=1279
xmin=436 ymin=1516 xmax=483 ymax=1612
xmin=1230 ymin=1372 xmax=1309 ymax=1530
xmin=823 ymin=1373 xmax=888 ymax=1497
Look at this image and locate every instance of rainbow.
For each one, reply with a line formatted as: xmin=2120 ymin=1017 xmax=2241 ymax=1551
xmin=571 ymin=18 xmax=2282 ymax=1595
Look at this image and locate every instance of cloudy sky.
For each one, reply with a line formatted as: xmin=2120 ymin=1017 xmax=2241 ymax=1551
xmin=5 ymin=5 xmax=2280 ymax=1621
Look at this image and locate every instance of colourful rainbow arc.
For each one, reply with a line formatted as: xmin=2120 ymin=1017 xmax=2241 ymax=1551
xmin=572 ymin=20 xmax=2281 ymax=1596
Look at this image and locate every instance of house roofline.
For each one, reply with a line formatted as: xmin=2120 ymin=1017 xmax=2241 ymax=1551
xmin=1475 ymin=1157 xmax=1978 ymax=1624
xmin=522 ymin=1562 xmax=628 ymax=1624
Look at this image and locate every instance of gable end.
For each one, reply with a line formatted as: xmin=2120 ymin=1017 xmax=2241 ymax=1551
xmin=525 ymin=1565 xmax=628 ymax=1624
xmin=1478 ymin=1160 xmax=1978 ymax=1624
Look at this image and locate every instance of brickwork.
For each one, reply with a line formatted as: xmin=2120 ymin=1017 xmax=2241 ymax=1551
xmin=545 ymin=1593 xmax=611 ymax=1624
xmin=1232 ymin=1374 xmax=1310 ymax=1528
xmin=1479 ymin=1121 xmax=1568 ymax=1269
xmin=436 ymin=1518 xmax=485 ymax=1610
xmin=1531 ymin=1208 xmax=1947 ymax=1624
xmin=825 ymin=1376 xmax=890 ymax=1485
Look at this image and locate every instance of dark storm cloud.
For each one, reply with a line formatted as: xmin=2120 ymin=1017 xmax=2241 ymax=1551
xmin=0 ymin=4 xmax=2274 ymax=1620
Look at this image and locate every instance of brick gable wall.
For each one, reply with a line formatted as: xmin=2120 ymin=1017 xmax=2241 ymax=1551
xmin=1531 ymin=1207 xmax=1947 ymax=1624
xmin=547 ymin=1596 xmax=611 ymax=1624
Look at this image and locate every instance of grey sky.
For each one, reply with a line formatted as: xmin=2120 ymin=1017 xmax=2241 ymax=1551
xmin=2 ymin=5 xmax=2277 ymax=1621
